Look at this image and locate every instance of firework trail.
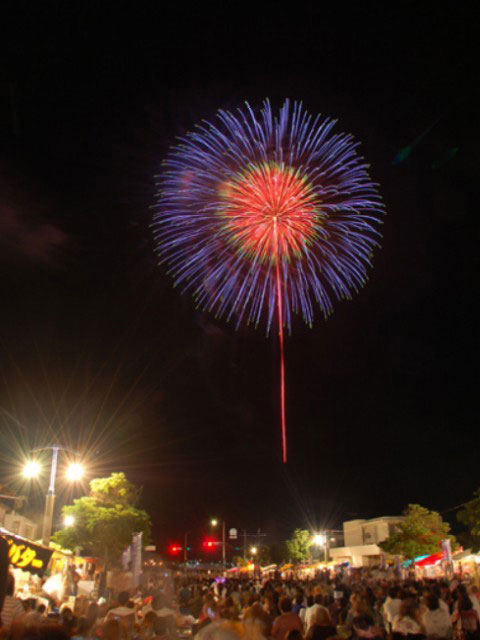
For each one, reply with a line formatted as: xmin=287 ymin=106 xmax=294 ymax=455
xmin=154 ymin=99 xmax=384 ymax=462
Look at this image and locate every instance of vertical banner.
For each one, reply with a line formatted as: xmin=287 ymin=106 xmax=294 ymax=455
xmin=442 ymin=539 xmax=453 ymax=576
xmin=442 ymin=539 xmax=452 ymax=563
xmin=122 ymin=545 xmax=132 ymax=571
xmin=131 ymin=532 xmax=143 ymax=588
xmin=394 ymin=555 xmax=401 ymax=578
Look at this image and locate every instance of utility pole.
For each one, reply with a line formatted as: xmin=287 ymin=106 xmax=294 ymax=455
xmin=222 ymin=520 xmax=226 ymax=569
xmin=242 ymin=529 xmax=267 ymax=560
xmin=42 ymin=446 xmax=59 ymax=546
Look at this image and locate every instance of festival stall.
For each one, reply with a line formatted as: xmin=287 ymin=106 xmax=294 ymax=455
xmin=1 ymin=527 xmax=54 ymax=602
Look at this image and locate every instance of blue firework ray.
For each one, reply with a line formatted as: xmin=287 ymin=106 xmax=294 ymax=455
xmin=153 ymin=98 xmax=384 ymax=333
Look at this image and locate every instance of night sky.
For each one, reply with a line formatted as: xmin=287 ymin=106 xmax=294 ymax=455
xmin=0 ymin=4 xmax=478 ymax=556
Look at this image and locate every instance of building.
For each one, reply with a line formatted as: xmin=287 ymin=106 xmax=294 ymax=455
xmin=0 ymin=501 xmax=38 ymax=540
xmin=329 ymin=516 xmax=404 ymax=567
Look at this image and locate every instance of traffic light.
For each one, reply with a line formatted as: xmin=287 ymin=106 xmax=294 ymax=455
xmin=168 ymin=543 xmax=183 ymax=555
xmin=203 ymin=538 xmax=217 ymax=550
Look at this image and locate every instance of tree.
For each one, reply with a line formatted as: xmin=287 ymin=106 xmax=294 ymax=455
xmin=52 ymin=472 xmax=151 ymax=565
xmin=285 ymin=528 xmax=312 ymax=563
xmin=457 ymin=489 xmax=480 ymax=549
xmin=379 ymin=504 xmax=456 ymax=560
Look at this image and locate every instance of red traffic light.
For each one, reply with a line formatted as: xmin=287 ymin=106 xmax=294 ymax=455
xmin=203 ymin=538 xmax=218 ymax=550
xmin=168 ymin=543 xmax=183 ymax=555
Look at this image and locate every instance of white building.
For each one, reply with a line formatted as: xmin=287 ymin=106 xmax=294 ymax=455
xmin=329 ymin=516 xmax=404 ymax=567
xmin=0 ymin=502 xmax=38 ymax=540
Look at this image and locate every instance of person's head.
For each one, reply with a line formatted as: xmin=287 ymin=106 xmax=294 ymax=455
xmin=312 ymin=607 xmax=331 ymax=626
xmin=117 ymin=591 xmax=130 ymax=606
xmin=388 ymin=587 xmax=399 ymax=599
xmin=426 ymin=594 xmax=439 ymax=611
xmin=307 ymin=595 xmax=314 ymax=607
xmin=399 ymin=598 xmax=417 ymax=620
xmin=244 ymin=603 xmax=273 ymax=637
xmin=314 ymin=594 xmax=324 ymax=606
xmin=279 ymin=596 xmax=292 ymax=613
xmin=286 ymin=630 xmax=303 ymax=640
xmin=458 ymin=594 xmax=473 ymax=612
xmin=38 ymin=603 xmax=46 ymax=615
xmin=306 ymin=625 xmax=335 ymax=640
xmin=76 ymin=616 xmax=90 ymax=637
xmin=86 ymin=601 xmax=98 ymax=624
xmin=103 ymin=619 xmax=121 ymax=640
xmin=353 ymin=615 xmax=374 ymax=631
xmin=143 ymin=611 xmax=158 ymax=628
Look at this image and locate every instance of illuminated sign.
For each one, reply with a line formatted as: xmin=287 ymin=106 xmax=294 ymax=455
xmin=1 ymin=532 xmax=53 ymax=576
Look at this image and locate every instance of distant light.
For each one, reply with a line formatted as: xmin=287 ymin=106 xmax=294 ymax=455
xmin=23 ymin=461 xmax=41 ymax=479
xmin=66 ymin=463 xmax=85 ymax=482
xmin=313 ymin=533 xmax=326 ymax=546
xmin=64 ymin=515 xmax=75 ymax=527
xmin=168 ymin=543 xmax=183 ymax=555
xmin=211 ymin=519 xmax=218 ymax=527
xmin=250 ymin=546 xmax=258 ymax=555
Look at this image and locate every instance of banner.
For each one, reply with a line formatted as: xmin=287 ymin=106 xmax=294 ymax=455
xmin=442 ymin=539 xmax=453 ymax=564
xmin=1 ymin=529 xmax=54 ymax=576
xmin=131 ymin=532 xmax=143 ymax=588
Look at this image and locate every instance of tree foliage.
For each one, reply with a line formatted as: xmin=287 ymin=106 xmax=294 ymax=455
xmin=458 ymin=489 xmax=480 ymax=544
xmin=379 ymin=504 xmax=455 ymax=560
xmin=52 ymin=473 xmax=151 ymax=564
xmin=285 ymin=528 xmax=312 ymax=563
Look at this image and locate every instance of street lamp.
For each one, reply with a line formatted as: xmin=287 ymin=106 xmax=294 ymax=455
xmin=23 ymin=446 xmax=85 ymax=546
xmin=64 ymin=515 xmax=75 ymax=527
xmin=312 ymin=532 xmax=328 ymax=562
xmin=250 ymin=546 xmax=257 ymax=556
xmin=65 ymin=463 xmax=85 ymax=482
xmin=23 ymin=460 xmax=41 ymax=479
xmin=211 ymin=518 xmax=226 ymax=569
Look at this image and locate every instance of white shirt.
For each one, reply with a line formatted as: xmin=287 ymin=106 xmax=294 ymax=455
xmin=422 ymin=608 xmax=452 ymax=639
xmin=383 ymin=597 xmax=402 ymax=624
xmin=392 ymin=614 xmax=422 ymax=635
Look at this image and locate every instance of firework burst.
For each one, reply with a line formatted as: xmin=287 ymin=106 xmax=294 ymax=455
xmin=153 ymin=99 xmax=384 ymax=461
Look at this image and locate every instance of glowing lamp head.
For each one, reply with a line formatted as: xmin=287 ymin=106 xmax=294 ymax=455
xmin=313 ymin=533 xmax=326 ymax=546
xmin=64 ymin=515 xmax=75 ymax=527
xmin=210 ymin=519 xmax=218 ymax=527
xmin=250 ymin=546 xmax=258 ymax=555
xmin=66 ymin=463 xmax=85 ymax=482
xmin=23 ymin=460 xmax=41 ymax=479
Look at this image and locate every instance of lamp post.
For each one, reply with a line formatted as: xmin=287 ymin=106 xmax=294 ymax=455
xmin=313 ymin=532 xmax=328 ymax=563
xmin=23 ymin=445 xmax=85 ymax=546
xmin=211 ymin=518 xmax=226 ymax=569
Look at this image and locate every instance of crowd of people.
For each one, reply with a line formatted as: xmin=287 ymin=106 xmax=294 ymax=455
xmin=2 ymin=567 xmax=480 ymax=640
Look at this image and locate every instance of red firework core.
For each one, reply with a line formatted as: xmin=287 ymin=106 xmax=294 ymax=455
xmin=219 ymin=162 xmax=320 ymax=263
